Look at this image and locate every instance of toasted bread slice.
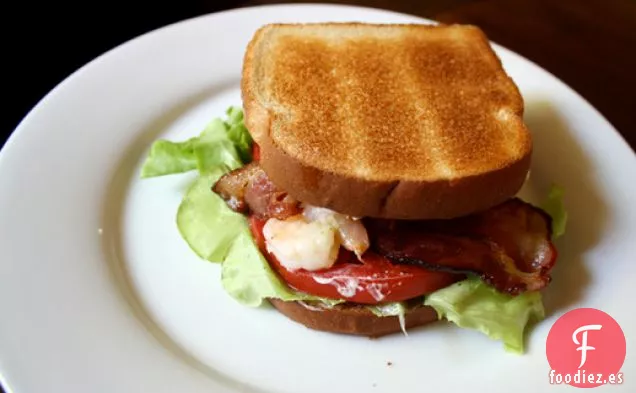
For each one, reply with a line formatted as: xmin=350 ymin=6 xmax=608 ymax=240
xmin=242 ymin=23 xmax=532 ymax=219
xmin=268 ymin=299 xmax=438 ymax=337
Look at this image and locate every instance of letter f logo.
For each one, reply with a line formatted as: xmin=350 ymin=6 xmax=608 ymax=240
xmin=572 ymin=324 xmax=602 ymax=368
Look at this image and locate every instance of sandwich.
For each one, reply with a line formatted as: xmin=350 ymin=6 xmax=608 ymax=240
xmin=140 ymin=23 xmax=567 ymax=353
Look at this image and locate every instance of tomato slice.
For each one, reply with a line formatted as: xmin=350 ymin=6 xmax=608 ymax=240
xmin=251 ymin=143 xmax=260 ymax=162
xmin=249 ymin=216 xmax=462 ymax=304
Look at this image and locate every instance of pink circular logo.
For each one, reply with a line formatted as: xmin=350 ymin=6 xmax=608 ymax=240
xmin=546 ymin=308 xmax=626 ymax=388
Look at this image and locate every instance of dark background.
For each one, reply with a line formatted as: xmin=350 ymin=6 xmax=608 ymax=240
xmin=4 ymin=0 xmax=636 ymax=151
xmin=4 ymin=0 xmax=636 ymax=149
xmin=1 ymin=0 xmax=634 ymax=390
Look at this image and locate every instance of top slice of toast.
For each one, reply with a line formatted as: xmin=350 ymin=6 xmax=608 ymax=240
xmin=241 ymin=23 xmax=532 ymax=219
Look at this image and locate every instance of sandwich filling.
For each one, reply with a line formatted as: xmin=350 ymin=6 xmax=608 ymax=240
xmin=140 ymin=108 xmax=567 ymax=353
xmin=213 ymin=146 xmax=557 ymax=306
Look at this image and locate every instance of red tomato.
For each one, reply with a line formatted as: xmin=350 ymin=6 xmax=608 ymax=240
xmin=252 ymin=143 xmax=260 ymax=161
xmin=249 ymin=216 xmax=462 ymax=304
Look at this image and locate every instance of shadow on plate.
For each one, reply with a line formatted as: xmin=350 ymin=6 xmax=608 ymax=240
xmin=100 ymin=81 xmax=269 ymax=393
xmin=524 ymin=99 xmax=608 ymax=318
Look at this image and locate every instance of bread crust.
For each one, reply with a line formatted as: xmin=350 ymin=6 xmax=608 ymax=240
xmin=268 ymin=299 xmax=439 ymax=337
xmin=242 ymin=23 xmax=532 ymax=219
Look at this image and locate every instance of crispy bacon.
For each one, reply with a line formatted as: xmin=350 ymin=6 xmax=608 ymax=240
xmin=215 ymin=162 xmax=557 ymax=295
xmin=367 ymin=199 xmax=556 ymax=295
xmin=212 ymin=162 xmax=301 ymax=220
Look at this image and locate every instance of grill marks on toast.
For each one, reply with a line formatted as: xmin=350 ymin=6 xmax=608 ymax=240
xmin=402 ymin=35 xmax=526 ymax=174
xmin=333 ymin=37 xmax=439 ymax=178
xmin=252 ymin=24 xmax=529 ymax=182
xmin=265 ymin=35 xmax=347 ymax=162
xmin=266 ymin=34 xmax=444 ymax=179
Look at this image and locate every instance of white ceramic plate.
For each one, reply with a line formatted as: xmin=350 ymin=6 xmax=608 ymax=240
xmin=1 ymin=4 xmax=635 ymax=393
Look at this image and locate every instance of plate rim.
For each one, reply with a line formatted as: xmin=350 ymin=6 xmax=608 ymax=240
xmin=1 ymin=4 xmax=635 ymax=393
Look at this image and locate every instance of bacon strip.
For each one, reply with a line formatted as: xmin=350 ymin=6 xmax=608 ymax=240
xmin=212 ymin=162 xmax=301 ymax=220
xmin=367 ymin=199 xmax=556 ymax=295
xmin=215 ymin=162 xmax=557 ymax=295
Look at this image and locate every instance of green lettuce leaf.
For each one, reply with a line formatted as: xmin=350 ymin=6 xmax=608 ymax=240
xmin=366 ymin=302 xmax=408 ymax=318
xmin=140 ymin=106 xmax=250 ymax=177
xmin=224 ymin=107 xmax=253 ymax=164
xmin=176 ymin=170 xmax=247 ymax=262
xmin=367 ymin=302 xmax=409 ymax=335
xmin=140 ymin=138 xmax=199 ymax=177
xmin=541 ymin=185 xmax=567 ymax=238
xmin=424 ymin=277 xmax=544 ymax=353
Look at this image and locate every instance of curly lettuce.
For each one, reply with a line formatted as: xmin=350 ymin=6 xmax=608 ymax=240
xmin=541 ymin=185 xmax=568 ymax=238
xmin=140 ymin=107 xmax=250 ymax=178
xmin=424 ymin=277 xmax=544 ymax=353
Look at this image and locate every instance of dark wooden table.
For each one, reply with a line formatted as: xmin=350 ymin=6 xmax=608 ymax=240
xmin=1 ymin=0 xmax=634 ymax=391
